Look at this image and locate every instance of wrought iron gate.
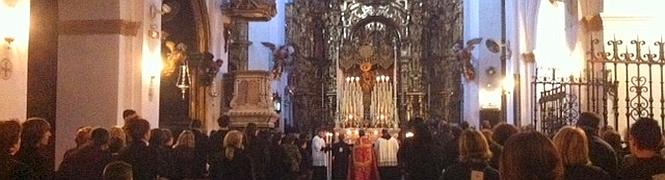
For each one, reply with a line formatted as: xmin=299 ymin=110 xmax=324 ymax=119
xmin=532 ymin=37 xmax=665 ymax=135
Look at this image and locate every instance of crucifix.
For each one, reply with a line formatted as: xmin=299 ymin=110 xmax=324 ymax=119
xmin=0 ymin=58 xmax=12 ymax=80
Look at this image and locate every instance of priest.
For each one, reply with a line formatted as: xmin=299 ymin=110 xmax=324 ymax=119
xmin=348 ymin=129 xmax=380 ymax=180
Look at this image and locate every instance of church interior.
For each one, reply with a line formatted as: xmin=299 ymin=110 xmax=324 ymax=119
xmin=3 ymin=0 xmax=665 ymax=177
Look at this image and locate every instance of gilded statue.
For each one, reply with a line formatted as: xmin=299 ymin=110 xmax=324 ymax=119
xmin=261 ymin=42 xmax=295 ymax=80
xmin=163 ymin=41 xmax=188 ymax=76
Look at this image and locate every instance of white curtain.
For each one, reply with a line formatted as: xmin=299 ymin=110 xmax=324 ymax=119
xmin=518 ymin=0 xmax=542 ymax=56
xmin=517 ymin=0 xmax=541 ymax=127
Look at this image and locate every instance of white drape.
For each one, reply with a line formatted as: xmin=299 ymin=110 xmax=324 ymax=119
xmin=518 ymin=0 xmax=542 ymax=54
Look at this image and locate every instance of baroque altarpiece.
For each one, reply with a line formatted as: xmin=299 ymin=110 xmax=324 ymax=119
xmin=286 ymin=0 xmax=465 ymax=130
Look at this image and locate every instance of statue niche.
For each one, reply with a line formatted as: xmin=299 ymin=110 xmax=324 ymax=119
xmin=339 ymin=20 xmax=398 ymax=128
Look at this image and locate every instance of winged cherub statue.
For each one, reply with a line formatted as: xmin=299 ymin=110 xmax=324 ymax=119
xmin=261 ymin=42 xmax=295 ymax=80
xmin=454 ymin=38 xmax=483 ymax=80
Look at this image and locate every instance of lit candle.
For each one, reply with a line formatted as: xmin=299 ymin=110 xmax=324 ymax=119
xmin=376 ymin=76 xmax=380 ymax=82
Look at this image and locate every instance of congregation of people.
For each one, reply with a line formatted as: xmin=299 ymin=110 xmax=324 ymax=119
xmin=2 ymin=109 xmax=665 ymax=180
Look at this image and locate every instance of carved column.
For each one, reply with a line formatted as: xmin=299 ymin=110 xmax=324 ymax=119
xmin=228 ymin=20 xmax=250 ymax=71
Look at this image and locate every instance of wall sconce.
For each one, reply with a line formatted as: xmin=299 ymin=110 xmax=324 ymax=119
xmin=3 ymin=37 xmax=13 ymax=48
xmin=144 ymin=54 xmax=163 ymax=101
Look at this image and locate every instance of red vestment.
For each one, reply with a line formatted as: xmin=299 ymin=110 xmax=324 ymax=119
xmin=348 ymin=136 xmax=380 ymax=180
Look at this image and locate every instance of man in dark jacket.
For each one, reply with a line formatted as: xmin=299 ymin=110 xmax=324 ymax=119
xmin=577 ymin=112 xmax=618 ymax=177
xmin=619 ymin=117 xmax=665 ymax=179
xmin=328 ymin=133 xmax=352 ymax=180
xmin=190 ymin=119 xmax=210 ymax=178
xmin=57 ymin=128 xmax=113 ymax=180
xmin=0 ymin=120 xmax=35 ymax=180
xmin=209 ymin=115 xmax=231 ymax=152
xmin=118 ymin=119 xmax=166 ymax=180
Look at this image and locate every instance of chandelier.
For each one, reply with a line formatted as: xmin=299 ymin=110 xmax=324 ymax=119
xmin=175 ymin=61 xmax=192 ymax=99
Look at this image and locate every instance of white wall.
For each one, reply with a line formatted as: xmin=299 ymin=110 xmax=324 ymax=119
xmin=56 ymin=0 xmax=161 ymax=168
xmin=205 ymin=0 xmax=230 ymax=132
xmin=0 ymin=0 xmax=30 ymax=121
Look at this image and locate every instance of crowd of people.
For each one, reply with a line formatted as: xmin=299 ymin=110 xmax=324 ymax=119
xmin=2 ymin=110 xmax=665 ymax=180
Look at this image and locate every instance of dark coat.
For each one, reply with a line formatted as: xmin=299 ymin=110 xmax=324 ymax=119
xmin=619 ymin=156 xmax=665 ymax=180
xmin=266 ymin=144 xmax=292 ymax=180
xmin=209 ymin=129 xmax=229 ymax=152
xmin=441 ymin=161 xmax=499 ymax=180
xmin=150 ymin=145 xmax=175 ymax=179
xmin=191 ymin=129 xmax=210 ymax=177
xmin=400 ymin=142 xmax=444 ymax=180
xmin=0 ymin=153 xmax=34 ymax=180
xmin=56 ymin=144 xmax=113 ymax=180
xmin=117 ymin=141 xmax=166 ymax=180
xmin=331 ymin=141 xmax=352 ymax=180
xmin=16 ymin=146 xmax=53 ymax=180
xmin=564 ymin=164 xmax=611 ymax=180
xmin=587 ymin=134 xmax=618 ymax=177
xmin=209 ymin=149 xmax=255 ymax=180
xmin=172 ymin=146 xmax=198 ymax=180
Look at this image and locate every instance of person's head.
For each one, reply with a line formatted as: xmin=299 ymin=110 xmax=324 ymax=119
xmin=629 ymin=118 xmax=663 ymax=155
xmin=481 ymin=120 xmax=491 ymax=130
xmin=108 ymin=127 xmax=126 ymax=153
xmin=337 ymin=133 xmax=346 ymax=142
xmin=481 ymin=129 xmax=494 ymax=143
xmin=382 ymin=129 xmax=391 ymax=138
xmin=0 ymin=120 xmax=21 ymax=155
xmin=21 ymin=117 xmax=51 ymax=148
xmin=149 ymin=129 xmax=165 ymax=147
xmin=103 ymin=161 xmax=133 ymax=180
xmin=318 ymin=128 xmax=327 ymax=138
xmin=283 ymin=134 xmax=297 ymax=145
xmin=161 ymin=129 xmax=174 ymax=147
xmin=358 ymin=129 xmax=366 ymax=137
xmin=493 ymin=123 xmax=519 ymax=146
xmin=175 ymin=130 xmax=196 ymax=148
xmin=190 ymin=119 xmax=203 ymax=129
xmin=459 ymin=129 xmax=492 ymax=163
xmin=602 ymin=129 xmax=622 ymax=150
xmin=224 ymin=130 xmax=244 ymax=149
xmin=224 ymin=130 xmax=244 ymax=160
xmin=460 ymin=121 xmax=470 ymax=130
xmin=577 ymin=112 xmax=602 ymax=134
xmin=217 ymin=115 xmax=230 ymax=128
xmin=122 ymin=109 xmax=138 ymax=121
xmin=413 ymin=123 xmax=433 ymax=142
xmin=271 ymin=132 xmax=283 ymax=145
xmin=553 ymin=126 xmax=590 ymax=166
xmin=91 ymin=128 xmax=110 ymax=146
xmin=500 ymin=131 xmax=563 ymax=180
xmin=74 ymin=126 xmax=93 ymax=147
xmin=125 ymin=118 xmax=150 ymax=142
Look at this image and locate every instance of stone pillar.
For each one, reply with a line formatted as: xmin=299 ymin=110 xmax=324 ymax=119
xmin=56 ymin=0 xmax=160 ymax=167
xmin=229 ymin=20 xmax=250 ymax=71
xmin=226 ymin=70 xmax=278 ymax=128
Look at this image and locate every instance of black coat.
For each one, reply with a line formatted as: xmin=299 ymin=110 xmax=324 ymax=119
xmin=191 ymin=129 xmax=210 ymax=177
xmin=619 ymin=156 xmax=665 ymax=180
xmin=209 ymin=149 xmax=255 ymax=180
xmin=587 ymin=135 xmax=618 ymax=177
xmin=400 ymin=142 xmax=444 ymax=180
xmin=441 ymin=161 xmax=499 ymax=180
xmin=16 ymin=146 xmax=53 ymax=180
xmin=56 ymin=144 xmax=113 ymax=180
xmin=564 ymin=164 xmax=610 ymax=180
xmin=266 ymin=144 xmax=292 ymax=180
xmin=331 ymin=141 xmax=352 ymax=180
xmin=0 ymin=153 xmax=34 ymax=180
xmin=117 ymin=141 xmax=166 ymax=180
xmin=172 ymin=146 xmax=198 ymax=180
xmin=209 ymin=129 xmax=229 ymax=152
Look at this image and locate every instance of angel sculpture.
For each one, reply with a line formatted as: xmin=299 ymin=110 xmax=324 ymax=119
xmin=261 ymin=42 xmax=295 ymax=80
xmin=163 ymin=41 xmax=188 ymax=76
xmin=454 ymin=38 xmax=483 ymax=80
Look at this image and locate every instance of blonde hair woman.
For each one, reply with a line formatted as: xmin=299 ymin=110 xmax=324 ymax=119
xmin=172 ymin=130 xmax=197 ymax=179
xmin=553 ymin=126 xmax=610 ymax=180
xmin=442 ymin=129 xmax=499 ymax=180
xmin=108 ymin=127 xmax=126 ymax=154
xmin=209 ymin=130 xmax=255 ymax=180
